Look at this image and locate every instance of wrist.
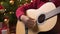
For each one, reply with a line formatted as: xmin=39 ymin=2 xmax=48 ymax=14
xmin=20 ymin=15 xmax=29 ymax=22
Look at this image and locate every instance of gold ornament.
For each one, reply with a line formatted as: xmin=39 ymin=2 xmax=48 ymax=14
xmin=10 ymin=0 xmax=14 ymax=5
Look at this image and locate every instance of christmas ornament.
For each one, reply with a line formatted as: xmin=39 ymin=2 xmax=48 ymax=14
xmin=0 ymin=5 xmax=5 ymax=13
xmin=4 ymin=16 xmax=9 ymax=24
xmin=10 ymin=0 xmax=14 ymax=5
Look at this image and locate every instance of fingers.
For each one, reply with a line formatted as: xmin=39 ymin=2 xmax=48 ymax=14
xmin=28 ymin=16 xmax=35 ymax=20
xmin=25 ymin=20 xmax=37 ymax=28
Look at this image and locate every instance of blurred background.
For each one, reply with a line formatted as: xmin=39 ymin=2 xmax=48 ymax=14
xmin=0 ymin=0 xmax=31 ymax=34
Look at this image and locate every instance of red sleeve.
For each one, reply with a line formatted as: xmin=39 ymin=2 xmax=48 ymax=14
xmin=51 ymin=0 xmax=60 ymax=7
xmin=16 ymin=0 xmax=37 ymax=19
xmin=16 ymin=0 xmax=48 ymax=19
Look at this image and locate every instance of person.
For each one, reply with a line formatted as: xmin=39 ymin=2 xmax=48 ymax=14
xmin=16 ymin=0 xmax=49 ymax=28
xmin=16 ymin=0 xmax=60 ymax=34
xmin=16 ymin=0 xmax=60 ymax=28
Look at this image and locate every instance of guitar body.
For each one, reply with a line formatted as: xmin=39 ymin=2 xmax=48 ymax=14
xmin=16 ymin=20 xmax=25 ymax=34
xmin=16 ymin=2 xmax=57 ymax=34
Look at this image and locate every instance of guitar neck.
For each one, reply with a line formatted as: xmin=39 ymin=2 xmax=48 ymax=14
xmin=45 ymin=6 xmax=60 ymax=20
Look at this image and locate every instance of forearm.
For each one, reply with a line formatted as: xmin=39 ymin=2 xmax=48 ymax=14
xmin=16 ymin=0 xmax=37 ymax=20
xmin=16 ymin=6 xmax=25 ymax=19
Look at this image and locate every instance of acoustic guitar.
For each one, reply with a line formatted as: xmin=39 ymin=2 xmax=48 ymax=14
xmin=16 ymin=2 xmax=60 ymax=34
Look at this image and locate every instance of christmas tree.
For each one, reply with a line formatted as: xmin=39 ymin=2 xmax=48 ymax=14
xmin=0 ymin=0 xmax=31 ymax=33
xmin=0 ymin=0 xmax=31 ymax=22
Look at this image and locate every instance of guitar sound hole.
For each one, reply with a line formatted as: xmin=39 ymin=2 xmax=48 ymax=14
xmin=38 ymin=14 xmax=45 ymax=23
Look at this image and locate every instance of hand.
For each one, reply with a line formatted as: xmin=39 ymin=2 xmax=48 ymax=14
xmin=20 ymin=15 xmax=36 ymax=28
xmin=24 ymin=18 xmax=36 ymax=28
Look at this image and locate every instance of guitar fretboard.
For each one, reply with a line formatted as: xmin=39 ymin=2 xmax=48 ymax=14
xmin=45 ymin=6 xmax=60 ymax=20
